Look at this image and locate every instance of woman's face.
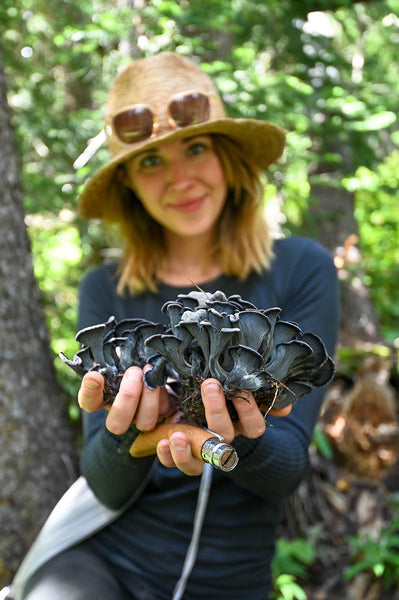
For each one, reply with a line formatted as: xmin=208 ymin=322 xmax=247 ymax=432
xmin=123 ymin=135 xmax=227 ymax=241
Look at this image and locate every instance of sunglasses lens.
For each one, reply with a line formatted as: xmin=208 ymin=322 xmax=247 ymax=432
xmin=113 ymin=107 xmax=153 ymax=143
xmin=169 ymin=92 xmax=210 ymax=128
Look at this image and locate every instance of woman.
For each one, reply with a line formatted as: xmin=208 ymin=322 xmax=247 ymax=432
xmin=15 ymin=52 xmax=339 ymax=600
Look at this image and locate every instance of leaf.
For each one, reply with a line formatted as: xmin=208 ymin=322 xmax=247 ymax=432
xmin=351 ymin=111 xmax=396 ymax=132
xmin=312 ymin=425 xmax=334 ymax=460
xmin=373 ymin=563 xmax=385 ymax=577
xmin=273 ymin=574 xmax=307 ymax=600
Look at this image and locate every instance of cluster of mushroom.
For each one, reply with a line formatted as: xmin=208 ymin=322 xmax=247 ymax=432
xmin=60 ymin=290 xmax=334 ymax=425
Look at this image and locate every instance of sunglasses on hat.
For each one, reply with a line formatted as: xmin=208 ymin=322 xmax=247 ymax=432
xmin=108 ymin=90 xmax=219 ymax=145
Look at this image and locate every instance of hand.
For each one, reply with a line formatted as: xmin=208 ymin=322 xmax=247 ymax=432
xmin=156 ymin=378 xmax=292 ymax=476
xmin=78 ymin=366 xmax=175 ymax=435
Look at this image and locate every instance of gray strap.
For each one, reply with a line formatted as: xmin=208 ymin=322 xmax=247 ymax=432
xmin=172 ymin=463 xmax=213 ymax=600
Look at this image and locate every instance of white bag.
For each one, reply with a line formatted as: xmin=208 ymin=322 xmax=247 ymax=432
xmin=2 ymin=473 xmax=151 ymax=600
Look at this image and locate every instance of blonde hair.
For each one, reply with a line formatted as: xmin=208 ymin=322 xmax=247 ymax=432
xmin=115 ymin=134 xmax=273 ymax=294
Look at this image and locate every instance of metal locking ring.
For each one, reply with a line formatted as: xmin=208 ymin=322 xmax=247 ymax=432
xmin=201 ymin=438 xmax=239 ymax=472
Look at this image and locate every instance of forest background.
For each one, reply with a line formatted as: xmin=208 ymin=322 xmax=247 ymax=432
xmin=0 ymin=0 xmax=399 ymax=599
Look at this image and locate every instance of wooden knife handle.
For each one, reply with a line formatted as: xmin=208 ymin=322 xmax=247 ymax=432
xmin=129 ymin=422 xmax=212 ymax=460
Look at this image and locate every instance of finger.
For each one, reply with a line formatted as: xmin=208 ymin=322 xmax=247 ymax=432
xmin=134 ymin=365 xmax=169 ymax=431
xmin=78 ymin=372 xmax=104 ymax=412
xmin=134 ymin=384 xmax=162 ymax=431
xmin=201 ymin=379 xmax=235 ymax=443
xmin=158 ymin=387 xmax=176 ymax=418
xmin=232 ymin=391 xmax=266 ymax=439
xmin=168 ymin=433 xmax=204 ymax=476
xmin=156 ymin=439 xmax=176 ymax=468
xmin=106 ymin=367 xmax=143 ymax=435
xmin=268 ymin=404 xmax=293 ymax=417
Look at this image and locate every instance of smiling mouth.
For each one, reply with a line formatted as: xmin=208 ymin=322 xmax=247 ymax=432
xmin=170 ymin=196 xmax=205 ymax=213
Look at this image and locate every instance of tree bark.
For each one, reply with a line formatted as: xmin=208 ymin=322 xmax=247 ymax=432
xmin=309 ymin=183 xmax=382 ymax=346
xmin=0 ymin=57 xmax=77 ymax=587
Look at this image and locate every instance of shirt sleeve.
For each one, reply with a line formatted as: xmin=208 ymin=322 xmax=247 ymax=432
xmin=227 ymin=238 xmax=339 ymax=502
xmin=77 ymin=266 xmax=156 ymax=509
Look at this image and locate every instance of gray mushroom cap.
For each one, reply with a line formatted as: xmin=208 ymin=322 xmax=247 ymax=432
xmin=60 ymin=291 xmax=335 ymax=422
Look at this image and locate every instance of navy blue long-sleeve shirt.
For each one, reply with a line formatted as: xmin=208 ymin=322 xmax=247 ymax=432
xmin=79 ymin=236 xmax=339 ymax=600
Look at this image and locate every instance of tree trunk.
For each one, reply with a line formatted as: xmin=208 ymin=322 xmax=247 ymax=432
xmin=0 ymin=57 xmax=77 ymax=587
xmin=309 ymin=183 xmax=382 ymax=346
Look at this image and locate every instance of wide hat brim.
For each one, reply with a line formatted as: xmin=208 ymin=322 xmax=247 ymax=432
xmin=79 ymin=117 xmax=285 ymax=221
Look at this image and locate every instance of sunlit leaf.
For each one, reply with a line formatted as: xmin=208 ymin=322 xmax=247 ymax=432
xmin=351 ymin=111 xmax=396 ymax=131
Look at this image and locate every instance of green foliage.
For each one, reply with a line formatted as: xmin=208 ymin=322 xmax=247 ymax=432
xmin=27 ymin=212 xmax=82 ymax=409
xmin=272 ymin=574 xmax=308 ymax=600
xmin=272 ymin=538 xmax=316 ymax=580
xmin=271 ymin=538 xmax=315 ymax=599
xmin=345 ymin=495 xmax=399 ymax=590
xmin=312 ymin=425 xmax=334 ymax=460
xmin=344 ymin=151 xmax=399 ymax=343
xmin=336 ymin=344 xmax=395 ymax=378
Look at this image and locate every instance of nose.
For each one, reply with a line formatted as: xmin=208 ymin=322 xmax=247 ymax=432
xmin=167 ymin=157 xmax=191 ymax=191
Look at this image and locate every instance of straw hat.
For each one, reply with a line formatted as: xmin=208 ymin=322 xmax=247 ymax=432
xmin=79 ymin=52 xmax=285 ymax=220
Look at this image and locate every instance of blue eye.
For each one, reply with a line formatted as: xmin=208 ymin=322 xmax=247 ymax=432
xmin=187 ymin=142 xmax=206 ymax=156
xmin=140 ymin=154 xmax=161 ymax=168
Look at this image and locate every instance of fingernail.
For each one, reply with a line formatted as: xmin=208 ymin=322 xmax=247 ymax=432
xmin=126 ymin=367 xmax=142 ymax=381
xmin=85 ymin=378 xmax=100 ymax=390
xmin=157 ymin=440 xmax=169 ymax=453
xmin=171 ymin=439 xmax=188 ymax=452
xmin=202 ymin=382 xmax=221 ymax=397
